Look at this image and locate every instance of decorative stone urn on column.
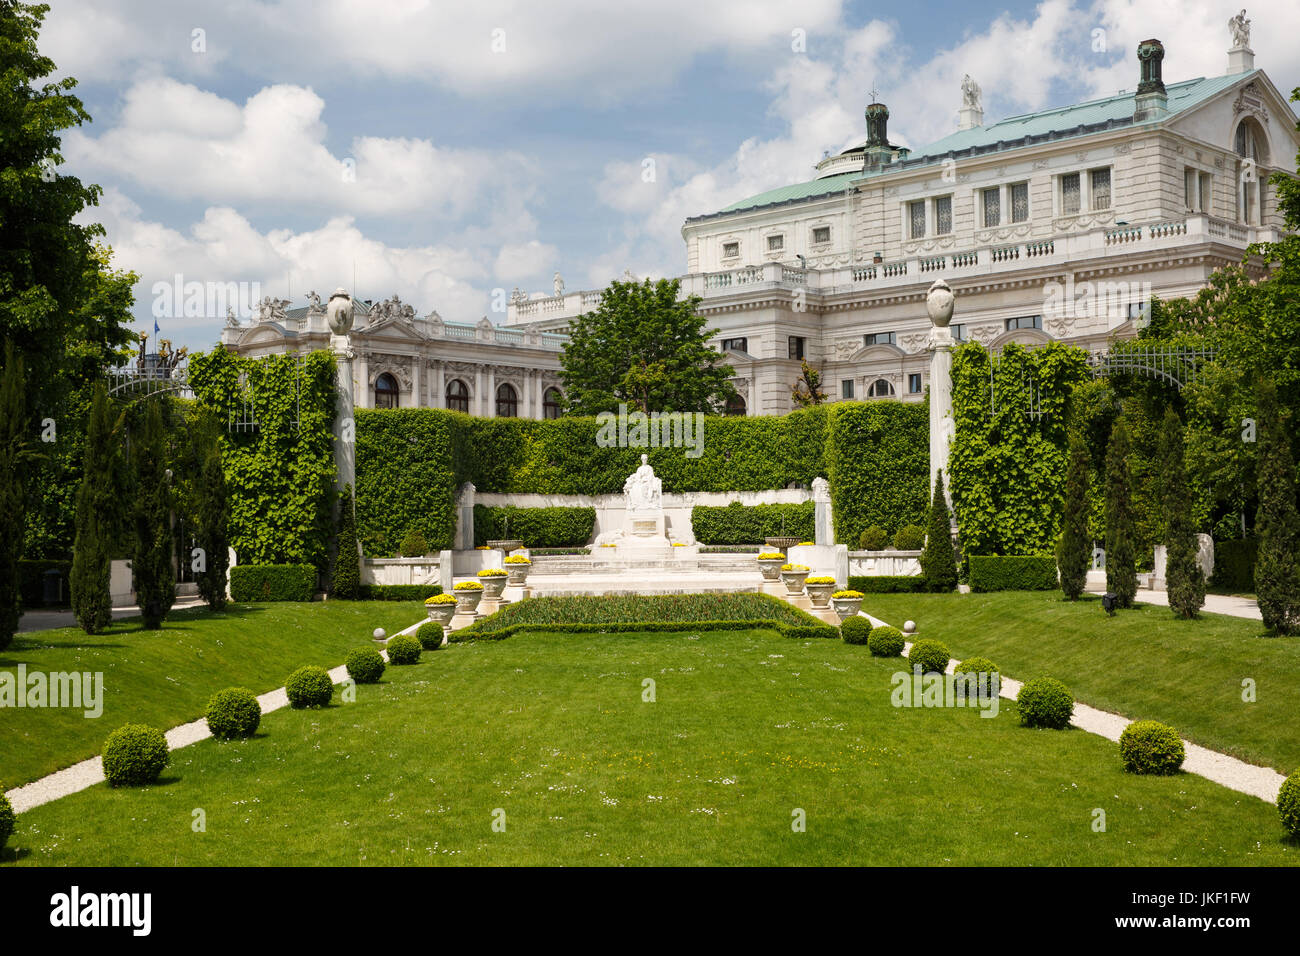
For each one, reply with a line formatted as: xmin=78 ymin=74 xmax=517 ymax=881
xmin=830 ymin=589 xmax=864 ymax=621
xmin=756 ymin=551 xmax=786 ymax=581
xmin=804 ymin=576 xmax=837 ymax=608
xmin=477 ymin=569 xmax=508 ymax=600
xmin=504 ymin=554 xmax=531 ymax=585
xmin=780 ymin=563 xmax=810 ymax=595
xmin=453 ymin=581 xmax=484 ymax=614
xmin=425 ymin=593 xmax=457 ymax=625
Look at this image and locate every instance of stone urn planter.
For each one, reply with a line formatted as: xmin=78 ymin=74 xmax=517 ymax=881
xmin=805 ymin=577 xmax=836 ymax=608
xmin=505 ymin=556 xmax=531 ymax=585
xmin=453 ymin=584 xmax=483 ymax=614
xmin=478 ymin=571 xmax=508 ymax=599
xmin=487 ymin=539 xmax=524 ymax=553
xmin=766 ymin=536 xmax=801 ymax=551
xmin=780 ymin=564 xmax=810 ymax=595
xmin=756 ymin=552 xmax=786 ymax=581
xmin=831 ymin=591 xmax=864 ymax=621
xmin=425 ymin=600 xmax=456 ymax=626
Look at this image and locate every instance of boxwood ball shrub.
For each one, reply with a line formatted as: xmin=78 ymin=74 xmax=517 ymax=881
xmin=286 ymin=665 xmax=334 ymax=708
xmin=955 ymin=656 xmax=1001 ymax=700
xmin=907 ymin=639 xmax=951 ymax=675
xmin=205 ymin=687 xmax=261 ymax=740
xmin=0 ymin=793 xmax=13 ymax=853
xmin=416 ymin=621 xmax=446 ymax=650
xmin=840 ymin=616 xmax=872 ymax=645
xmin=1118 ymin=720 xmax=1186 ymax=775
xmin=345 ymin=646 xmax=386 ymax=684
xmin=386 ymin=634 xmax=422 ymax=665
xmin=893 ymin=524 xmax=926 ymax=551
xmin=102 ymin=723 xmax=170 ymax=786
xmin=1279 ymin=769 xmax=1300 ymax=838
xmin=1016 ymin=677 xmax=1074 ymax=729
xmin=868 ymin=625 xmax=905 ymax=657
xmin=858 ymin=525 xmax=889 ymax=550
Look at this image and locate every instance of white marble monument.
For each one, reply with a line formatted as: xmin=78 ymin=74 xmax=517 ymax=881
xmin=620 ymin=455 xmax=671 ymax=551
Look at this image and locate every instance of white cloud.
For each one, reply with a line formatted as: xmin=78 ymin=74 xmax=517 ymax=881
xmin=493 ymin=240 xmax=559 ymax=281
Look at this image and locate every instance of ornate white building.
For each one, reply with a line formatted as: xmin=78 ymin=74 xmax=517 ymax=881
xmin=225 ymin=22 xmax=1297 ymax=418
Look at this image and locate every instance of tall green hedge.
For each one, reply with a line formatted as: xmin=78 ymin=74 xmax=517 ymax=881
xmin=690 ymin=501 xmax=814 ymax=545
xmin=229 ymin=563 xmax=316 ymax=602
xmin=354 ymin=408 xmax=458 ymax=556
xmin=824 ymin=400 xmax=929 ymax=545
xmin=473 ymin=505 xmax=595 ymax=548
xmin=968 ymin=555 xmax=1059 ymax=592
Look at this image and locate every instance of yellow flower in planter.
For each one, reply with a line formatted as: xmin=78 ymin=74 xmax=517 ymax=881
xmin=424 ymin=593 xmax=457 ymax=605
xmin=832 ymin=590 xmax=864 ymax=599
xmin=453 ymin=581 xmax=483 ymax=591
xmin=798 ymin=541 xmax=815 ymax=546
xmin=780 ymin=563 xmax=809 ymax=572
xmin=477 ymin=568 xmax=507 ymax=577
xmin=757 ymin=552 xmax=785 ymax=560
xmin=805 ymin=576 xmax=836 ymax=585
xmin=672 ymin=542 xmax=687 ymax=547
xmin=503 ymin=554 xmax=531 ymax=564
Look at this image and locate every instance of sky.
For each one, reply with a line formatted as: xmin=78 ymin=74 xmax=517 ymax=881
xmin=39 ymin=0 xmax=1300 ymax=352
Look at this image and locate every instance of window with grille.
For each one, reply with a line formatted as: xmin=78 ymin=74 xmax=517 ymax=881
xmin=1061 ymin=172 xmax=1080 ymax=215
xmin=934 ymin=196 xmax=952 ymax=235
xmin=722 ymin=241 xmax=739 ymax=258
xmin=1090 ymin=168 xmax=1111 ymax=210
xmin=1010 ymin=182 xmax=1029 ymax=223
xmin=841 ymin=379 xmax=855 ymax=400
xmin=788 ymin=336 xmax=805 ymax=360
xmin=445 ymin=379 xmax=469 ymax=413
xmin=982 ymin=188 xmax=1000 ymax=227
xmin=909 ymin=201 xmax=926 ymax=238
xmin=495 ymin=383 xmax=519 ymax=418
xmin=767 ymin=234 xmax=784 ymax=251
xmin=867 ymin=379 xmax=895 ymax=398
xmin=812 ymin=226 xmax=831 ymax=244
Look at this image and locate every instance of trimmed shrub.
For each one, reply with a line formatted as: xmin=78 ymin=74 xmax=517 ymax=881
xmin=1118 ymin=720 xmax=1185 ymax=775
xmin=892 ymin=524 xmax=925 ymax=551
xmin=1016 ymin=677 xmax=1074 ymax=729
xmin=345 ymin=646 xmax=386 ymax=684
xmin=399 ymin=528 xmax=429 ymax=557
xmin=102 ymin=723 xmax=170 ymax=786
xmin=0 ymin=792 xmax=13 ymax=853
xmin=690 ymin=501 xmax=814 ymax=546
xmin=1279 ymin=769 xmax=1300 ymax=838
xmin=416 ymin=622 xmax=446 ymax=650
xmin=907 ymin=639 xmax=951 ymax=675
xmin=332 ymin=486 xmax=361 ymax=599
xmin=858 ymin=525 xmax=889 ymax=550
xmin=954 ymin=656 xmax=1001 ymax=700
xmin=474 ymin=504 xmax=597 ymax=549
xmin=847 ymin=575 xmax=926 ymax=594
xmin=968 ymin=555 xmax=1058 ymax=592
xmin=386 ymin=634 xmax=422 ymax=665
xmin=230 ymin=564 xmax=316 ymax=602
xmin=868 ymin=625 xmax=905 ymax=657
xmin=356 ymin=584 xmax=442 ymax=601
xmin=205 ymin=687 xmax=261 ymax=740
xmin=285 ymin=665 xmax=333 ymax=708
xmin=840 ymin=616 xmax=872 ymax=645
xmin=919 ymin=470 xmax=958 ymax=593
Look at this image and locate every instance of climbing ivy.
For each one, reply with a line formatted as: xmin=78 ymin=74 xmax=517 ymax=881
xmin=189 ymin=348 xmax=337 ymax=574
xmin=949 ymin=342 xmax=1089 ymax=557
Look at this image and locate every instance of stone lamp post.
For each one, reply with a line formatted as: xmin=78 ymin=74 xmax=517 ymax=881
xmin=326 ymin=288 xmax=356 ymax=496
xmin=925 ymin=279 xmax=956 ymax=508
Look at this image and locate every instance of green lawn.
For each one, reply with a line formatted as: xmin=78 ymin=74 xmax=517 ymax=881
xmin=7 ymin=627 xmax=1296 ymax=866
xmin=865 ymin=591 xmax=1300 ymax=773
xmin=1 ymin=601 xmax=424 ymax=787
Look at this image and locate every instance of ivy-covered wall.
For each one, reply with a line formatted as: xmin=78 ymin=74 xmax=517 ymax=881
xmin=824 ymin=400 xmax=930 ymax=545
xmin=949 ymin=341 xmax=1089 ymax=557
xmin=354 ymin=408 xmax=458 ymax=555
xmin=189 ymin=349 xmax=338 ymax=574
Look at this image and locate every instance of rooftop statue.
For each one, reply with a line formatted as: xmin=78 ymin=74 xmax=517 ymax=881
xmin=961 ymin=74 xmax=981 ymax=110
xmin=1229 ymin=9 xmax=1251 ymax=48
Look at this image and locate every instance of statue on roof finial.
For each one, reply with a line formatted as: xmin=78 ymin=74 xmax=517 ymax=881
xmin=961 ymin=74 xmax=981 ymax=110
xmin=1229 ymin=9 xmax=1250 ymax=49
xmin=553 ymin=271 xmax=565 ymax=297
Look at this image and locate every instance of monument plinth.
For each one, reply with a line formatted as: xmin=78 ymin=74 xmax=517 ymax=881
xmin=620 ymin=454 xmax=672 ymax=552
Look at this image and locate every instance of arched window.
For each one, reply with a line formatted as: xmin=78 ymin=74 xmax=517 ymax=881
xmin=496 ymin=383 xmax=519 ymax=418
xmin=374 ymin=372 xmax=399 ymax=409
xmin=725 ymin=394 xmax=747 ymax=416
xmin=445 ymin=378 xmax=469 ymax=413
xmin=542 ymin=387 xmax=563 ymax=420
xmin=867 ymin=378 xmax=895 ymax=398
xmin=1235 ymin=120 xmax=1267 ymax=224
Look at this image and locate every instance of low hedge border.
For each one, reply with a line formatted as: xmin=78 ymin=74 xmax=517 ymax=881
xmin=449 ymin=618 xmax=840 ymax=643
xmin=473 ymin=505 xmax=596 ymax=548
xmin=847 ymin=575 xmax=927 ymax=594
xmin=690 ymin=501 xmax=815 ymax=546
xmin=968 ymin=555 xmax=1058 ymax=592
xmin=356 ymin=584 xmax=442 ymax=601
xmin=230 ymin=564 xmax=316 ymax=602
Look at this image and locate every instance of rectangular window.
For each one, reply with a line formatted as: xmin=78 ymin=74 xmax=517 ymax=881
xmin=841 ymin=379 xmax=855 ymax=400
xmin=1061 ymin=172 xmax=1080 ymax=215
xmin=864 ymin=331 xmax=896 ymax=347
xmin=1185 ymin=167 xmax=1198 ymax=210
xmin=1005 ymin=315 xmax=1043 ymax=331
xmin=908 ymin=373 xmax=922 ymax=394
xmin=909 ymin=201 xmax=926 ymax=239
xmin=788 ymin=336 xmax=805 ymax=360
xmin=1010 ymin=182 xmax=1029 ymax=223
xmin=721 ymin=337 xmax=748 ymax=353
xmin=934 ymin=196 xmax=952 ymax=235
xmin=982 ymin=188 xmax=1001 ymax=227
xmin=1090 ymin=167 xmax=1111 ymax=210
xmin=1200 ymin=173 xmax=1211 ymax=214
xmin=722 ymin=241 xmax=739 ymax=258
xmin=951 ymin=323 xmax=967 ymax=342
xmin=812 ymin=226 xmax=831 ymax=244
xmin=767 ymin=234 xmax=784 ymax=252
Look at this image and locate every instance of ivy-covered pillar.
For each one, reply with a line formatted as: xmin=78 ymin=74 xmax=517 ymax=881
xmin=925 ymin=279 xmax=956 ymax=510
xmin=326 ymin=289 xmax=357 ymax=495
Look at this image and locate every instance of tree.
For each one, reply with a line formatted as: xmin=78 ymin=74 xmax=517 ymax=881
xmin=0 ymin=342 xmax=29 ymax=650
xmin=1104 ymin=417 xmax=1138 ymax=608
xmin=182 ymin=408 xmax=228 ymax=611
xmin=1254 ymin=377 xmax=1300 ymax=634
xmin=1159 ymin=406 xmax=1205 ymax=618
xmin=332 ymin=485 xmax=360 ymax=600
xmin=559 ymin=278 xmax=737 ymax=415
xmin=1056 ymin=431 xmax=1091 ymax=600
xmin=919 ymin=469 xmax=958 ymax=592
xmin=131 ymin=402 xmax=174 ymax=629
xmin=70 ymin=384 xmax=124 ymax=633
xmin=791 ymin=360 xmax=826 ymax=407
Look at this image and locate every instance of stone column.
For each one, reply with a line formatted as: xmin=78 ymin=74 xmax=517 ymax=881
xmin=474 ymin=367 xmax=485 ymax=416
xmin=925 ymin=279 xmax=956 ymax=509
xmin=325 ymin=289 xmax=358 ymax=496
xmin=433 ymin=361 xmax=444 ymax=409
xmin=411 ymin=356 xmax=422 ymax=408
xmin=812 ymin=476 xmax=833 ymax=546
xmin=486 ymin=366 xmax=496 ymax=417
xmin=355 ymin=350 xmax=369 ymax=410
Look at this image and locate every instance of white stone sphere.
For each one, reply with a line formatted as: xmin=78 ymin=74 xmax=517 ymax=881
xmin=926 ymin=279 xmax=955 ymax=328
xmin=372 ymin=627 xmax=387 ymax=641
xmin=903 ymin=620 xmax=917 ymax=635
xmin=326 ymin=288 xmax=354 ymax=336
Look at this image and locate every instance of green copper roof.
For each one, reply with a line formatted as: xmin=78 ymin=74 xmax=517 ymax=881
xmin=705 ymin=72 xmax=1261 ymax=219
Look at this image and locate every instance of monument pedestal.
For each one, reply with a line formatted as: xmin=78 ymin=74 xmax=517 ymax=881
xmin=449 ymin=612 xmax=479 ymax=630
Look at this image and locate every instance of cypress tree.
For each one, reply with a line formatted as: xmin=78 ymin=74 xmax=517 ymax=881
xmin=919 ymin=469 xmax=958 ymax=593
xmin=1160 ymin=406 xmax=1204 ymax=618
xmin=332 ymin=485 xmax=361 ymax=600
xmin=132 ymin=401 xmax=174 ymax=629
xmin=1104 ymin=417 xmax=1138 ymax=608
xmin=70 ymin=384 xmax=123 ymax=633
xmin=1254 ymin=378 xmax=1300 ymax=634
xmin=188 ymin=409 xmax=229 ymax=611
xmin=1056 ymin=431 xmax=1091 ymax=600
xmin=0 ymin=343 xmax=28 ymax=650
